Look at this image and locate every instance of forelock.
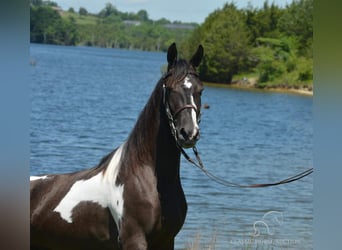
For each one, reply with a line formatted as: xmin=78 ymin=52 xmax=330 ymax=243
xmin=166 ymin=59 xmax=196 ymax=88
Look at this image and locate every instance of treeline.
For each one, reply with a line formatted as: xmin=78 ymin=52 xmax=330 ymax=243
xmin=30 ymin=0 xmax=78 ymax=45
xmin=30 ymin=0 xmax=313 ymax=87
xmin=30 ymin=0 xmax=196 ymax=51
xmin=181 ymin=0 xmax=313 ymax=87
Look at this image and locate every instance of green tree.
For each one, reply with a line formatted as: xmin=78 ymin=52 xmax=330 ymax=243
xmin=30 ymin=5 xmax=78 ymax=45
xmin=30 ymin=5 xmax=62 ymax=44
xmin=244 ymin=1 xmax=283 ymax=44
xmin=98 ymin=2 xmax=119 ymax=17
xmin=79 ymin=7 xmax=88 ymax=16
xmin=137 ymin=10 xmax=149 ymax=22
xmin=188 ymin=3 xmax=252 ymax=83
xmin=61 ymin=16 xmax=78 ymax=45
xmin=278 ymin=0 xmax=313 ymax=57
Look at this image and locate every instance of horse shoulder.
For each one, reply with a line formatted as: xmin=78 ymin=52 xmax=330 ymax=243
xmin=117 ymin=165 xmax=161 ymax=246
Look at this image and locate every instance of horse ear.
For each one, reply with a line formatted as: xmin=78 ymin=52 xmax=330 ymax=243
xmin=167 ymin=42 xmax=177 ymax=70
xmin=190 ymin=45 xmax=204 ymax=68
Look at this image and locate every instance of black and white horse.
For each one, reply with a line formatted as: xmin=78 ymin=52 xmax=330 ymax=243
xmin=30 ymin=43 xmax=204 ymax=250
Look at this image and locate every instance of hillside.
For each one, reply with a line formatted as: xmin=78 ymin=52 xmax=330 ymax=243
xmin=30 ymin=1 xmax=197 ymax=52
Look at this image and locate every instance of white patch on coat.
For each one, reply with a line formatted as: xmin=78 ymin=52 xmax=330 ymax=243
xmin=30 ymin=175 xmax=48 ymax=181
xmin=183 ymin=77 xmax=192 ymax=89
xmin=53 ymin=144 xmax=125 ymax=229
xmin=103 ymin=143 xmax=125 ymax=228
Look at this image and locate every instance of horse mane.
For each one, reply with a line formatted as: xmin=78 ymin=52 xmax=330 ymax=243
xmin=92 ymin=79 xmax=165 ymax=173
xmin=123 ymin=79 xmax=164 ymax=167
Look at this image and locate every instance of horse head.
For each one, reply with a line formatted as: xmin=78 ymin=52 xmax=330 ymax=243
xmin=163 ymin=43 xmax=204 ymax=148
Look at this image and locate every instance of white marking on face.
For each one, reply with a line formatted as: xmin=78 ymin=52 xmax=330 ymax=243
xmin=190 ymin=95 xmax=199 ymax=137
xmin=30 ymin=175 xmax=48 ymax=181
xmin=53 ymin=144 xmax=125 ymax=229
xmin=183 ymin=77 xmax=192 ymax=89
xmin=190 ymin=95 xmax=199 ymax=128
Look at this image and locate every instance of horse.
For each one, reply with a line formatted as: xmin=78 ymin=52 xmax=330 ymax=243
xmin=30 ymin=43 xmax=204 ymax=250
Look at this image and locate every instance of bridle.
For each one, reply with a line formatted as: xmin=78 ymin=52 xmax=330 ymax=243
xmin=161 ymin=73 xmax=313 ymax=188
xmin=172 ymin=104 xmax=199 ymax=120
xmin=163 ymin=83 xmax=199 ymax=142
xmin=162 ymin=71 xmax=201 ymax=140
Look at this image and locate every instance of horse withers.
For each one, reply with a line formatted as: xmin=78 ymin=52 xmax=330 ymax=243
xmin=30 ymin=43 xmax=204 ymax=250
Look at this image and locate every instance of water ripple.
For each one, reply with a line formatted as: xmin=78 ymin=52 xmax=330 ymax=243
xmin=30 ymin=44 xmax=313 ymax=250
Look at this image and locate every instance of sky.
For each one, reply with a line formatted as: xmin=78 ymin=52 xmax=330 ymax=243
xmin=54 ymin=0 xmax=290 ymax=24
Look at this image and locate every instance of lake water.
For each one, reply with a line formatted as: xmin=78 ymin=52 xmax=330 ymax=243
xmin=30 ymin=44 xmax=313 ymax=249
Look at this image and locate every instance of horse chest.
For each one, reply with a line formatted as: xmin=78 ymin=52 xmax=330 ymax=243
xmin=158 ymin=184 xmax=187 ymax=236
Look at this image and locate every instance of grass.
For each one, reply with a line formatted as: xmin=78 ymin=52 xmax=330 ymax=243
xmin=62 ymin=12 xmax=98 ymax=26
xmin=185 ymin=231 xmax=217 ymax=250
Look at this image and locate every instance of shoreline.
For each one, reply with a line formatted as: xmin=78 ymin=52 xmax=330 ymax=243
xmin=204 ymin=81 xmax=313 ymax=97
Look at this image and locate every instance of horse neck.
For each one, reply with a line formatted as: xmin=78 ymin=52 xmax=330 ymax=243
xmin=124 ymin=82 xmax=181 ymax=180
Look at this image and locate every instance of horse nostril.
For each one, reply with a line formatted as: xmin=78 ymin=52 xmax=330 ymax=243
xmin=180 ymin=128 xmax=199 ymax=141
xmin=180 ymin=128 xmax=189 ymax=140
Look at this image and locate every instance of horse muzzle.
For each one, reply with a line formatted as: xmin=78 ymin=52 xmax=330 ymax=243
xmin=177 ymin=127 xmax=200 ymax=148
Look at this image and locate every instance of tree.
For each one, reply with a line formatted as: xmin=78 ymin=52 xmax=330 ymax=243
xmin=190 ymin=3 xmax=252 ymax=83
xmin=137 ymin=10 xmax=149 ymax=21
xmin=98 ymin=2 xmax=118 ymax=17
xmin=244 ymin=1 xmax=283 ymax=44
xmin=278 ymin=0 xmax=313 ymax=57
xmin=79 ymin=7 xmax=88 ymax=16
xmin=30 ymin=5 xmax=78 ymax=45
xmin=30 ymin=5 xmax=62 ymax=44
xmin=61 ymin=16 xmax=78 ymax=45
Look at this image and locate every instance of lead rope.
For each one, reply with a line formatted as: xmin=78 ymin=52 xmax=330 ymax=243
xmin=182 ymin=146 xmax=313 ymax=188
xmin=163 ymin=84 xmax=313 ymax=188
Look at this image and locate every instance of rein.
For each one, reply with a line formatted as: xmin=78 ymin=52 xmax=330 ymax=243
xmin=162 ymin=82 xmax=313 ymax=188
xmin=180 ymin=146 xmax=313 ymax=188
